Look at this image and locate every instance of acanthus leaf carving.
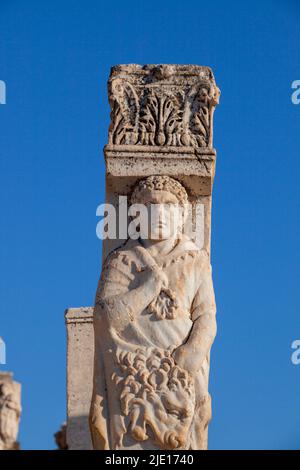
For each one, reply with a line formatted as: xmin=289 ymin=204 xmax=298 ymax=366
xmin=108 ymin=65 xmax=220 ymax=149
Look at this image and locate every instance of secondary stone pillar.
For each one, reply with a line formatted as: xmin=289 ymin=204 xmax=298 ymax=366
xmin=90 ymin=64 xmax=220 ymax=450
xmin=65 ymin=307 xmax=94 ymax=449
xmin=0 ymin=372 xmax=21 ymax=450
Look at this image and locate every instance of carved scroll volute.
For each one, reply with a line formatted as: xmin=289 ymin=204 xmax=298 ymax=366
xmin=182 ymin=83 xmax=220 ymax=148
xmin=208 ymin=84 xmax=220 ymax=148
xmin=108 ymin=77 xmax=140 ymax=145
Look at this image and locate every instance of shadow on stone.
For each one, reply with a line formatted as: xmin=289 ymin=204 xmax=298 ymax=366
xmin=66 ymin=415 xmax=92 ymax=450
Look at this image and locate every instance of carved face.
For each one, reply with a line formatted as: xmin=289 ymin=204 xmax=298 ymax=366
xmin=113 ymin=348 xmax=195 ymax=450
xmin=136 ymin=189 xmax=185 ymax=241
xmin=197 ymin=86 xmax=209 ymax=105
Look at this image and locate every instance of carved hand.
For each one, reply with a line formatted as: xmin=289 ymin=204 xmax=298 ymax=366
xmin=139 ymin=265 xmax=168 ymax=295
xmin=172 ymin=344 xmax=204 ymax=374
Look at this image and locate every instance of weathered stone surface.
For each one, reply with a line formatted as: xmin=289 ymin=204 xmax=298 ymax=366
xmin=107 ymin=64 xmax=219 ymax=149
xmin=0 ymin=372 xmax=21 ymax=450
xmin=65 ymin=307 xmax=94 ymax=450
xmin=103 ymin=65 xmax=219 ymax=262
xmin=88 ymin=64 xmax=220 ymax=450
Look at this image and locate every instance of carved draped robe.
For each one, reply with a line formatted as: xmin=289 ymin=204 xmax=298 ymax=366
xmin=90 ymin=235 xmax=216 ymax=450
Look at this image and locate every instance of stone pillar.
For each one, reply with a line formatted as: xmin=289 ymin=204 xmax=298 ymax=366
xmin=103 ymin=64 xmax=219 ymax=261
xmin=0 ymin=372 xmax=21 ymax=450
xmin=89 ymin=64 xmax=220 ymax=450
xmin=65 ymin=307 xmax=94 ymax=450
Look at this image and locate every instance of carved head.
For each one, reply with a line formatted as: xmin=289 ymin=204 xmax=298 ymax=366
xmin=113 ymin=348 xmax=195 ymax=449
xmin=197 ymin=86 xmax=209 ymax=104
xmin=130 ymin=176 xmax=188 ymax=241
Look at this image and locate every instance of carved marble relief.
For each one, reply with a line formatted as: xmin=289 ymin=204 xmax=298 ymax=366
xmin=88 ymin=64 xmax=220 ymax=451
xmin=108 ymin=64 xmax=219 ymax=149
xmin=0 ymin=373 xmax=21 ymax=450
xmin=90 ymin=175 xmax=217 ymax=450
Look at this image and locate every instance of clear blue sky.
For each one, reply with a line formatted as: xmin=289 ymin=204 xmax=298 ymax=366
xmin=0 ymin=0 xmax=300 ymax=450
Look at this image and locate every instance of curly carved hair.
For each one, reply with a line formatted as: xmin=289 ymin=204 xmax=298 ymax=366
xmin=130 ymin=175 xmax=188 ymax=205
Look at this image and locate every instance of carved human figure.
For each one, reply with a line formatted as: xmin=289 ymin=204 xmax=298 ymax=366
xmin=90 ymin=175 xmax=217 ymax=450
xmin=0 ymin=380 xmax=21 ymax=450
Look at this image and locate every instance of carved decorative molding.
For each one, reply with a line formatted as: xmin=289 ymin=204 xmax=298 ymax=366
xmin=108 ymin=64 xmax=220 ymax=150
